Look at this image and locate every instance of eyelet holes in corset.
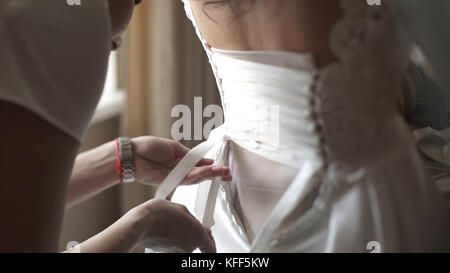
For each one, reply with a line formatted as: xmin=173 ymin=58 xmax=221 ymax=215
xmin=310 ymin=72 xmax=329 ymax=165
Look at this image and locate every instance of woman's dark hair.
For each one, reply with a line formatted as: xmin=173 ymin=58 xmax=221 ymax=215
xmin=200 ymin=0 xmax=256 ymax=22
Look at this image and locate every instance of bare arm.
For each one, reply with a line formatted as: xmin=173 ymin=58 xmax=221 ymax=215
xmin=67 ymin=136 xmax=232 ymax=208
xmin=66 ymin=141 xmax=119 ymax=208
xmin=0 ymin=101 xmax=79 ymax=252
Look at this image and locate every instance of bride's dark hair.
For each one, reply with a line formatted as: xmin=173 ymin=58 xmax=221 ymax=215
xmin=200 ymin=0 xmax=256 ymax=21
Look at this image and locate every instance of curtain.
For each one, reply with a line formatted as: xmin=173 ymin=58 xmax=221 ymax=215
xmin=120 ymin=0 xmax=219 ymax=213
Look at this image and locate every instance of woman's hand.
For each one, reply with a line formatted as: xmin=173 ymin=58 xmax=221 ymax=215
xmin=134 ymin=199 xmax=216 ymax=253
xmin=132 ymin=136 xmax=232 ymax=186
xmin=73 ymin=199 xmax=216 ymax=253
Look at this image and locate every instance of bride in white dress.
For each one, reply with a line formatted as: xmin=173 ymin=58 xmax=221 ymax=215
xmin=153 ymin=0 xmax=450 ymax=252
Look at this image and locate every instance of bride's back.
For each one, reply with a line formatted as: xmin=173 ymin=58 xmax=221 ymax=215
xmin=189 ymin=0 xmax=342 ymax=66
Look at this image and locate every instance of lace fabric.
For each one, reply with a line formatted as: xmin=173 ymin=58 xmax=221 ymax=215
xmin=316 ymin=0 xmax=412 ymax=173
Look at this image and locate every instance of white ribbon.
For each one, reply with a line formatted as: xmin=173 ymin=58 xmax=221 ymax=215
xmin=200 ymin=142 xmax=229 ymax=227
xmin=155 ymin=125 xmax=226 ymax=200
xmin=250 ymin=159 xmax=324 ymax=252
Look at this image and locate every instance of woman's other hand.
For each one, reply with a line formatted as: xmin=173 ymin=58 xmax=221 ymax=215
xmin=134 ymin=199 xmax=216 ymax=253
xmin=74 ymin=199 xmax=216 ymax=253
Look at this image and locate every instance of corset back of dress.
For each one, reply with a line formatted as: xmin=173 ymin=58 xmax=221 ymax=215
xmin=182 ymin=0 xmax=413 ymax=174
xmin=211 ymin=50 xmax=322 ymax=169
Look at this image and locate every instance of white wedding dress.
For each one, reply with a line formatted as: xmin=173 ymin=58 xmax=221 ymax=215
xmin=152 ymin=0 xmax=450 ymax=252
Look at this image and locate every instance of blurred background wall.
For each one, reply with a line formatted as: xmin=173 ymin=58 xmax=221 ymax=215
xmin=58 ymin=0 xmax=219 ymax=252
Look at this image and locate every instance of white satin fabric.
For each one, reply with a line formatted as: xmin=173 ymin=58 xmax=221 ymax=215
xmin=152 ymin=0 xmax=450 ymax=252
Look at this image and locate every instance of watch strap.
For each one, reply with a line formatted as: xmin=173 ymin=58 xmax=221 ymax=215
xmin=118 ymin=137 xmax=136 ymax=183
